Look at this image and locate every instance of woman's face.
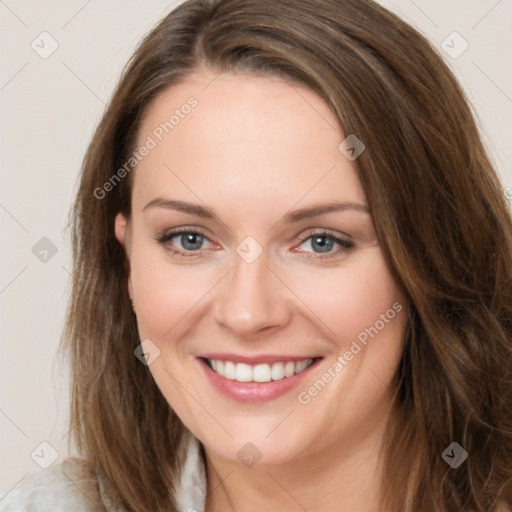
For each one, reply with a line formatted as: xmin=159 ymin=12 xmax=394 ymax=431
xmin=115 ymin=70 xmax=408 ymax=465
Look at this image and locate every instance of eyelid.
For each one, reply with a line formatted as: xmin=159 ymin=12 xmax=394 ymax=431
xmin=157 ymin=226 xmax=212 ymax=243
xmin=296 ymin=227 xmax=352 ymax=243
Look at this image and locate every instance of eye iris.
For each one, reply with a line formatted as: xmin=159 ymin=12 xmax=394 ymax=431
xmin=181 ymin=233 xmax=203 ymax=251
xmin=311 ymin=235 xmax=334 ymax=253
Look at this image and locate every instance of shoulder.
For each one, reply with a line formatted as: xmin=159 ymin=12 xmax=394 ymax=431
xmin=0 ymin=457 xmax=106 ymax=512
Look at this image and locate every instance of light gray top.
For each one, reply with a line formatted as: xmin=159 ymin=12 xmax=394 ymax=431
xmin=0 ymin=430 xmax=207 ymax=511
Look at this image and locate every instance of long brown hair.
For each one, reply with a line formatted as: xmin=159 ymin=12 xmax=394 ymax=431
xmin=61 ymin=0 xmax=512 ymax=510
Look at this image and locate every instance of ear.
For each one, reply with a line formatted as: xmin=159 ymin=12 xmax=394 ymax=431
xmin=114 ymin=212 xmax=128 ymax=244
xmin=114 ymin=212 xmax=134 ymax=301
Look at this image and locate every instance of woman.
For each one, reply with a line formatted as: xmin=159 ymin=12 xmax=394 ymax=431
xmin=2 ymin=0 xmax=511 ymax=510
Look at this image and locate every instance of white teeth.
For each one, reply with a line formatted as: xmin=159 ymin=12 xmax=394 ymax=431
xmin=284 ymin=361 xmax=295 ymax=377
xmin=270 ymin=362 xmax=284 ymax=381
xmin=235 ymin=363 xmax=253 ymax=382
xmin=224 ymin=361 xmax=236 ymax=380
xmin=295 ymin=360 xmax=308 ymax=373
xmin=253 ymin=363 xmax=272 ymax=382
xmin=207 ymin=358 xmax=315 ymax=382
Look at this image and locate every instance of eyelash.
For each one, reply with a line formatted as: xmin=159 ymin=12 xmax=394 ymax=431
xmin=156 ymin=228 xmax=212 ymax=260
xmin=155 ymin=227 xmax=354 ymax=260
xmin=296 ymin=230 xmax=354 ymax=260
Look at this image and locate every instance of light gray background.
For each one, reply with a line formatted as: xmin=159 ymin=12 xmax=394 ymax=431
xmin=1 ymin=0 xmax=511 ymax=496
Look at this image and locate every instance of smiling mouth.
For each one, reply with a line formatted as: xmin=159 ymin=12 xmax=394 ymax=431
xmin=200 ymin=357 xmax=321 ymax=383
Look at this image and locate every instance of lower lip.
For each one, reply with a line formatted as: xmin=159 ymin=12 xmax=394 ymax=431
xmin=197 ymin=357 xmax=322 ymax=403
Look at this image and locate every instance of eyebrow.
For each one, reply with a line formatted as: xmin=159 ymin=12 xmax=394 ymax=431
xmin=142 ymin=198 xmax=370 ymax=223
xmin=143 ymin=198 xmax=218 ymax=218
xmin=282 ymin=201 xmax=369 ymax=223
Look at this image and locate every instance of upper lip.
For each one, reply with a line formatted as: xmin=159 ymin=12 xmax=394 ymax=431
xmin=198 ymin=353 xmax=322 ymax=365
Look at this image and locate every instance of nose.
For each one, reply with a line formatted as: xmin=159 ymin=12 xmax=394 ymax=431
xmin=213 ymin=251 xmax=292 ymax=339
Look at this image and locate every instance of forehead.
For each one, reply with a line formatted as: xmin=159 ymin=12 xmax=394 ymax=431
xmin=131 ymin=71 xmax=367 ymax=216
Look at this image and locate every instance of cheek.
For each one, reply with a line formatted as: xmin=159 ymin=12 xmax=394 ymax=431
xmin=290 ymin=249 xmax=404 ymax=347
xmin=128 ymin=245 xmax=217 ymax=341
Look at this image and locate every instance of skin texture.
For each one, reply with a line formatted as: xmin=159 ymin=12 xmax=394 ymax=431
xmin=115 ymin=70 xmax=409 ymax=512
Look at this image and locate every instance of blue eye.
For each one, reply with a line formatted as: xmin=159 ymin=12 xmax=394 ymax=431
xmin=157 ymin=229 xmax=213 ymax=258
xmin=156 ymin=228 xmax=354 ymax=261
xmin=303 ymin=234 xmax=336 ymax=253
xmin=296 ymin=232 xmax=354 ymax=259
xmin=174 ymin=232 xmax=205 ymax=251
